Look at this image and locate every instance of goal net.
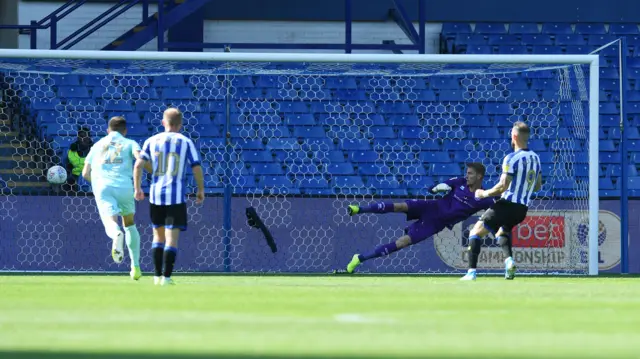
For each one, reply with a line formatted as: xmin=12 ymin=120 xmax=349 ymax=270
xmin=0 ymin=51 xmax=601 ymax=275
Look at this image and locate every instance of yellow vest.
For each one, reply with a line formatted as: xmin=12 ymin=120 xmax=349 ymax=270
xmin=67 ymin=150 xmax=85 ymax=176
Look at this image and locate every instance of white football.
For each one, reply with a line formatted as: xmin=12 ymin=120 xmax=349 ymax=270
xmin=47 ymin=165 xmax=67 ymax=184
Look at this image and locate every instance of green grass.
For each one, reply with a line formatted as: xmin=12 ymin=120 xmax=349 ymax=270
xmin=1 ymin=275 xmax=639 ymax=359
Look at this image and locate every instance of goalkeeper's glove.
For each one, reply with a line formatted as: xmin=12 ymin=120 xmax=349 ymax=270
xmin=431 ymin=183 xmax=452 ymax=193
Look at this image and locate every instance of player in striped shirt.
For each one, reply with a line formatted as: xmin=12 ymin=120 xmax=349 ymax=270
xmin=133 ymin=108 xmax=205 ymax=286
xmin=462 ymin=121 xmax=542 ymax=281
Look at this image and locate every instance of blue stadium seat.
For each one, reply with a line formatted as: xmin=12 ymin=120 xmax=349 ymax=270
xmin=367 ymin=177 xmax=400 ymax=189
xmin=237 ymin=139 xmax=264 ymax=150
xmin=510 ymin=91 xmax=538 ymax=101
xmin=242 ymin=151 xmax=273 ymax=163
xmin=399 ymin=127 xmax=423 ymax=139
xmin=442 ymin=139 xmax=474 ymax=151
xmin=108 ymin=112 xmax=139 ymax=124
xmin=297 ymin=177 xmax=329 ymax=189
xmin=162 ymin=88 xmax=193 ymax=100
xmin=123 ymin=124 xmax=149 ymax=137
xmin=284 ymin=114 xmax=315 ymax=126
xmin=340 ymin=139 xmax=370 ymax=151
xmin=600 ymin=152 xmax=621 ymax=163
xmin=483 ymin=103 xmax=512 ymax=114
xmin=564 ymin=45 xmax=590 ymax=54
xmin=509 ymin=78 xmax=530 ymax=90
xmin=439 ymin=91 xmax=465 ymax=101
xmin=323 ymin=150 xmax=346 ymax=163
xmin=358 ymin=164 xmax=388 ymax=176
xmin=404 ymin=139 xmax=439 ymax=151
xmin=333 ymin=176 xmax=365 ymax=188
xmin=537 ymin=152 xmax=555 ymax=163
xmin=452 ymin=151 xmax=484 ymax=162
xmin=554 ymin=34 xmax=586 ymax=46
xmin=611 ymin=126 xmax=640 ymax=139
xmin=628 ymin=177 xmax=640 ymax=190
xmin=628 ymin=140 xmax=640 ymax=151
xmin=419 ymin=152 xmax=451 ymax=163
xmin=417 ymin=90 xmax=437 ymax=101
xmin=231 ymin=77 xmax=254 ymax=88
xmin=531 ymin=46 xmax=563 ymax=54
xmin=488 ymin=34 xmax=520 ymax=45
xmin=606 ymin=164 xmax=638 ymax=178
xmin=280 ymin=102 xmax=308 ymax=113
xmin=370 ymin=126 xmax=396 ymax=139
xmin=498 ymin=45 xmax=529 ymax=54
xmin=236 ymin=88 xmax=262 ymax=98
xmin=528 ymin=139 xmax=546 ymax=151
xmin=266 ymin=138 xmax=298 ymax=150
xmin=153 ymin=75 xmax=186 ymax=87
xmin=587 ymin=34 xmax=617 ymax=46
xmin=431 ymin=163 xmax=461 ymax=176
xmin=293 ymin=126 xmax=325 ymax=138
xmin=325 ymin=77 xmax=358 ymax=89
xmin=521 ymin=34 xmax=553 ymax=46
xmin=336 ymin=89 xmax=367 ymax=101
xmin=31 ymin=98 xmax=60 ymax=110
xmin=350 ymin=151 xmax=378 ymax=162
xmin=252 ymin=163 xmax=284 ymax=175
xmin=325 ymin=163 xmax=355 ymax=175
xmin=193 ymin=124 xmax=221 ymax=137
xmin=396 ymin=164 xmax=428 ymax=176
xmin=465 ymin=45 xmax=493 ymax=54
xmin=57 ymin=86 xmax=90 ymax=98
xmin=462 ymin=103 xmax=482 ymax=114
xmin=541 ymin=23 xmax=573 ymax=34
xmin=599 ymin=140 xmax=616 ymax=151
xmin=575 ymin=23 xmax=607 ymax=34
xmin=599 ymin=103 xmax=618 ymax=115
xmin=442 ymin=22 xmax=472 ymax=34
xmin=134 ymin=100 xmax=163 ymax=112
xmin=387 ymin=115 xmax=417 ymax=127
xmin=475 ymin=23 xmax=507 ymax=34
xmin=104 ymin=100 xmax=133 ymax=112
xmin=380 ymin=103 xmax=412 ymax=114
xmin=469 ymin=127 xmax=504 ymax=139
xmin=92 ymin=86 xmax=124 ymax=99
xmin=455 ymin=33 xmax=486 ymax=45
xmin=261 ymin=176 xmax=294 ymax=188
xmin=509 ymin=23 xmax=539 ymax=34
xmin=431 ymin=77 xmax=461 ymax=90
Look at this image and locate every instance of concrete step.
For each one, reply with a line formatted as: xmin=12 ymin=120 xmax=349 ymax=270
xmin=6 ymin=181 xmax=50 ymax=188
xmin=0 ymin=168 xmax=43 ymax=176
xmin=0 ymin=155 xmax=32 ymax=162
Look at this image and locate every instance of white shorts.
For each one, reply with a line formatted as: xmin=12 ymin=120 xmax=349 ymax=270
xmin=93 ymin=185 xmax=135 ymax=217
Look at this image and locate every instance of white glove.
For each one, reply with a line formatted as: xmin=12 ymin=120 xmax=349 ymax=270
xmin=431 ymin=183 xmax=452 ymax=193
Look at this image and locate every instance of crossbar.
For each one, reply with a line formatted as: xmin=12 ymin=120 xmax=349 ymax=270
xmin=0 ymin=50 xmax=599 ymax=64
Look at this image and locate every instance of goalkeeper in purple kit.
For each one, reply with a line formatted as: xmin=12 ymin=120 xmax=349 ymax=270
xmin=342 ymin=162 xmax=496 ymax=273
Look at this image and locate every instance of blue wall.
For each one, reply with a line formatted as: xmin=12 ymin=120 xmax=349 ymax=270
xmin=198 ymin=0 xmax=640 ymax=23
xmin=24 ymin=0 xmax=640 ymax=22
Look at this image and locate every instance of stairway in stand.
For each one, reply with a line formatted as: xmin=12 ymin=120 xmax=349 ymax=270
xmin=0 ymin=118 xmax=50 ymax=194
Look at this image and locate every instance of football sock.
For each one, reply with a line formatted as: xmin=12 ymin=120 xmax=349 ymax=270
xmin=468 ymin=235 xmax=482 ymax=269
xmin=359 ymin=242 xmax=399 ymax=262
xmin=152 ymin=242 xmax=164 ymax=277
xmin=124 ymin=225 xmax=140 ymax=267
xmin=163 ymin=246 xmax=178 ymax=278
xmin=498 ymin=235 xmax=513 ymax=259
xmin=359 ymin=202 xmax=395 ymax=214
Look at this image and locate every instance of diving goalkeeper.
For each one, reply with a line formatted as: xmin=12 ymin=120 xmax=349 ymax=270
xmin=343 ymin=162 xmax=495 ymax=273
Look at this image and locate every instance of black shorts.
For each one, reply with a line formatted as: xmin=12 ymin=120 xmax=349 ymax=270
xmin=150 ymin=203 xmax=188 ymax=231
xmin=480 ymin=199 xmax=528 ymax=236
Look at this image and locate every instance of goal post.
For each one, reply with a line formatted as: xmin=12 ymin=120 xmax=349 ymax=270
xmin=0 ymin=49 xmax=600 ymax=275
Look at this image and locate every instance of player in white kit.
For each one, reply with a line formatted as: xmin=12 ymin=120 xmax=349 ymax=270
xmin=83 ymin=116 xmax=148 ymax=280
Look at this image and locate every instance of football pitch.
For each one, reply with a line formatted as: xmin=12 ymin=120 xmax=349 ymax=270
xmin=1 ymin=275 xmax=639 ymax=359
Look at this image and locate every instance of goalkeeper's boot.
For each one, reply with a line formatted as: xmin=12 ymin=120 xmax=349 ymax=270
xmin=505 ymin=257 xmax=516 ymax=280
xmin=111 ymin=232 xmax=124 ymax=264
xmin=347 ymin=205 xmax=360 ymax=216
xmin=460 ymin=269 xmax=477 ymax=281
xmin=130 ymin=266 xmax=142 ymax=281
xmin=346 ymin=254 xmax=361 ymax=273
xmin=161 ymin=277 xmax=176 ymax=286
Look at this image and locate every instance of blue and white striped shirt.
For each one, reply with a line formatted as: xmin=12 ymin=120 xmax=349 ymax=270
xmin=500 ymin=149 xmax=541 ymax=207
xmin=140 ymin=132 xmax=201 ymax=205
